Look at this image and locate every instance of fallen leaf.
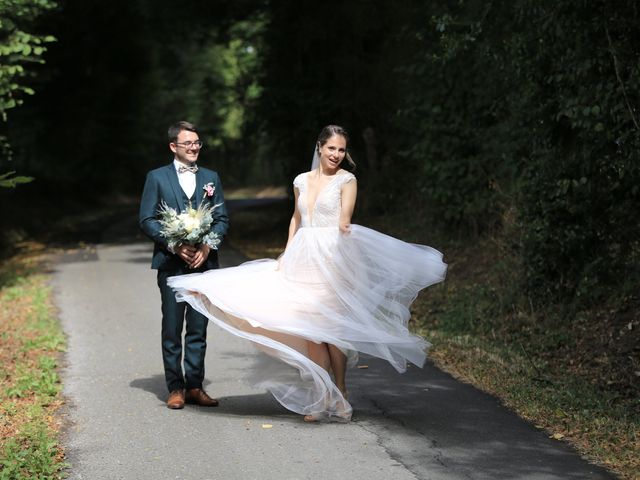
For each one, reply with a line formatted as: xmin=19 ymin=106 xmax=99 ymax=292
xmin=550 ymin=433 xmax=564 ymax=440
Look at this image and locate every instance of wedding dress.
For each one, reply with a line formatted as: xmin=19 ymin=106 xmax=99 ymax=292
xmin=167 ymin=171 xmax=447 ymax=421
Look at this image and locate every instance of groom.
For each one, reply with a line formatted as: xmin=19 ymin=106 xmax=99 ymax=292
xmin=139 ymin=121 xmax=229 ymax=409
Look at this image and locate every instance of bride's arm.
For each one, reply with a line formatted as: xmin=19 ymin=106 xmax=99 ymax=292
xmin=277 ymin=187 xmax=301 ymax=270
xmin=285 ymin=187 xmax=302 ymax=250
xmin=339 ymin=179 xmax=357 ymax=233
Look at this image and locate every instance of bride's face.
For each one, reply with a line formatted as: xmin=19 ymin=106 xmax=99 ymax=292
xmin=318 ymin=134 xmax=347 ymax=171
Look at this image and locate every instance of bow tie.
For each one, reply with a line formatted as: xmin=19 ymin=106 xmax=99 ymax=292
xmin=177 ymin=164 xmax=198 ymax=174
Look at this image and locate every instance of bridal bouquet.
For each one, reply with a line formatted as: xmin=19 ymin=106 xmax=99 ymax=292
xmin=157 ymin=184 xmax=221 ymax=250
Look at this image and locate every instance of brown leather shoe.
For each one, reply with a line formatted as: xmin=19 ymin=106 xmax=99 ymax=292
xmin=167 ymin=389 xmax=185 ymax=409
xmin=185 ymin=388 xmax=219 ymax=407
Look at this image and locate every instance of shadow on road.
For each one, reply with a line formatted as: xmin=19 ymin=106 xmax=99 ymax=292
xmin=129 ymin=374 xmax=296 ymax=421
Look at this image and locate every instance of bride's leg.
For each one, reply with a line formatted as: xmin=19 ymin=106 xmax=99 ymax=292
xmin=306 ymin=341 xmax=330 ymax=371
xmin=327 ymin=344 xmax=347 ymax=396
xmin=304 ymin=341 xmax=331 ymax=423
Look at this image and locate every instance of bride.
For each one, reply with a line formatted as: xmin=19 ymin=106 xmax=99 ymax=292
xmin=167 ymin=125 xmax=447 ymax=421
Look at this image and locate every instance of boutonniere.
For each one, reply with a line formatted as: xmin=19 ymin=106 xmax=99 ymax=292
xmin=203 ymin=182 xmax=215 ymax=198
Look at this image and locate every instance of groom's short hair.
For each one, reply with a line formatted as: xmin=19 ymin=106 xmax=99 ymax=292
xmin=168 ymin=121 xmax=198 ymax=143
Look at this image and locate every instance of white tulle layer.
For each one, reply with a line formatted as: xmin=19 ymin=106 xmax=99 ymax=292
xmin=167 ymin=224 xmax=446 ymax=421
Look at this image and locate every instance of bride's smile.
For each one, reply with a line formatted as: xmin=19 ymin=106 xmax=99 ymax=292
xmin=318 ymin=136 xmax=346 ymax=172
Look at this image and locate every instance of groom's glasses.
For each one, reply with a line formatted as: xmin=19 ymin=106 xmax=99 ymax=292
xmin=174 ymin=140 xmax=204 ymax=149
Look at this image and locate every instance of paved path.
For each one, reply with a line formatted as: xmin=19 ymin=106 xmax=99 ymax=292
xmin=53 ymin=209 xmax=616 ymax=480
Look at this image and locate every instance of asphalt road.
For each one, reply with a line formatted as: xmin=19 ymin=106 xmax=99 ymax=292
xmin=52 ymin=207 xmax=617 ymax=480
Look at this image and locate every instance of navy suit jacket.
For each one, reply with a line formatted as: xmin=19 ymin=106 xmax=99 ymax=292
xmin=139 ymin=163 xmax=229 ymax=271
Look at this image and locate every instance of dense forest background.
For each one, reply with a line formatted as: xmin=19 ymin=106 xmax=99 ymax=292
xmin=1 ymin=0 xmax=638 ymax=396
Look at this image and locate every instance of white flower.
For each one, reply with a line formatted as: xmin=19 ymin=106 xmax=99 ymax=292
xmin=180 ymin=214 xmax=200 ymax=233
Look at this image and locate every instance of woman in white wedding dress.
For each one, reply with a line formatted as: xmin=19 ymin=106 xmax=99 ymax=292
xmin=167 ymin=125 xmax=447 ymax=422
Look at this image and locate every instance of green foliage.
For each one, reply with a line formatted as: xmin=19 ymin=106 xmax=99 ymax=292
xmin=0 ymin=0 xmax=56 ymax=121
xmin=220 ymin=0 xmax=640 ymax=308
xmin=514 ymin=2 xmax=640 ymax=303
xmin=0 ymin=0 xmax=56 ymax=191
xmin=0 ymin=170 xmax=32 ymax=187
xmin=394 ymin=2 xmax=518 ymax=231
xmin=5 ymin=0 xmax=265 ymax=192
xmin=0 ymin=416 xmax=66 ymax=480
xmin=1 ymin=271 xmax=66 ymax=480
xmin=392 ymin=0 xmax=640 ymax=306
xmin=254 ymin=0 xmax=414 ymax=193
xmin=1 ymin=0 xmax=637 ymax=309
xmin=5 ymin=356 xmax=59 ymax=398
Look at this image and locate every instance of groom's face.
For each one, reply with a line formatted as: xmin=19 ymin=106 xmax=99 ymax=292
xmin=170 ymin=129 xmax=201 ymax=165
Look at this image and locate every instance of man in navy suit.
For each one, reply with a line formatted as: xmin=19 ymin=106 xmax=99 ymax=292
xmin=139 ymin=121 xmax=229 ymax=409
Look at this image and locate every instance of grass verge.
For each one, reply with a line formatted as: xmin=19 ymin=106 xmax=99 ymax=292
xmin=0 ymin=242 xmax=67 ymax=480
xmin=422 ymin=330 xmax=637 ymax=478
xmin=409 ymin=236 xmax=639 ymax=480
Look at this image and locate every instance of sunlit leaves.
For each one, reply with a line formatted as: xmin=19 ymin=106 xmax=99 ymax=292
xmin=0 ymin=0 xmax=57 ymax=120
xmin=0 ymin=0 xmax=56 ymax=188
xmin=0 ymin=170 xmax=32 ymax=187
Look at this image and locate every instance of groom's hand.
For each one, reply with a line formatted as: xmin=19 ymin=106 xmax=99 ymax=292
xmin=176 ymin=244 xmax=198 ymax=265
xmin=189 ymin=244 xmax=211 ymax=269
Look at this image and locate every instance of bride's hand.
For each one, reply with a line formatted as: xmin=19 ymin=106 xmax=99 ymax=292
xmin=275 ymin=253 xmax=284 ymax=271
xmin=339 ymin=222 xmax=351 ymax=234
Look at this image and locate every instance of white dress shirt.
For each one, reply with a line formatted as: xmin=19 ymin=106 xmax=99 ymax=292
xmin=174 ymin=159 xmax=196 ymax=199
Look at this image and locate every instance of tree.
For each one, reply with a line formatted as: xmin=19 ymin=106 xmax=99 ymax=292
xmin=0 ymin=0 xmax=56 ymax=186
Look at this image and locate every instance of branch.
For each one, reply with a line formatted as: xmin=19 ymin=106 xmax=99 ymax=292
xmin=604 ymin=19 xmax=640 ymax=131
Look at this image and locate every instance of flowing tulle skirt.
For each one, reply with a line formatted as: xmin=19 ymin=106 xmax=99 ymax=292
xmin=167 ymin=224 xmax=446 ymax=421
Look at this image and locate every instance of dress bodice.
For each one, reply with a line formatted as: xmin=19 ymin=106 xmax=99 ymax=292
xmin=294 ymin=171 xmax=356 ymax=227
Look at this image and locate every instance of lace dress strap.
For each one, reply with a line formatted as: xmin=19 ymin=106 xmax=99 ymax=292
xmin=293 ymin=172 xmax=306 ymax=191
xmin=336 ymin=171 xmax=356 ymax=187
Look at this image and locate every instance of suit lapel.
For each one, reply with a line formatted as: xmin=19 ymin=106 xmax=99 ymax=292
xmin=194 ymin=168 xmax=205 ymax=207
xmin=165 ymin=164 xmax=186 ymax=210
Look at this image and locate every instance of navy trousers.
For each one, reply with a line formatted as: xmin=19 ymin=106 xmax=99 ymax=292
xmin=157 ymin=266 xmax=210 ymax=392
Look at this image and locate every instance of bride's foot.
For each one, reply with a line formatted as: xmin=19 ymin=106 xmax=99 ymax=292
xmin=336 ymin=384 xmax=348 ymax=400
xmin=303 ymin=414 xmax=318 ymax=423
